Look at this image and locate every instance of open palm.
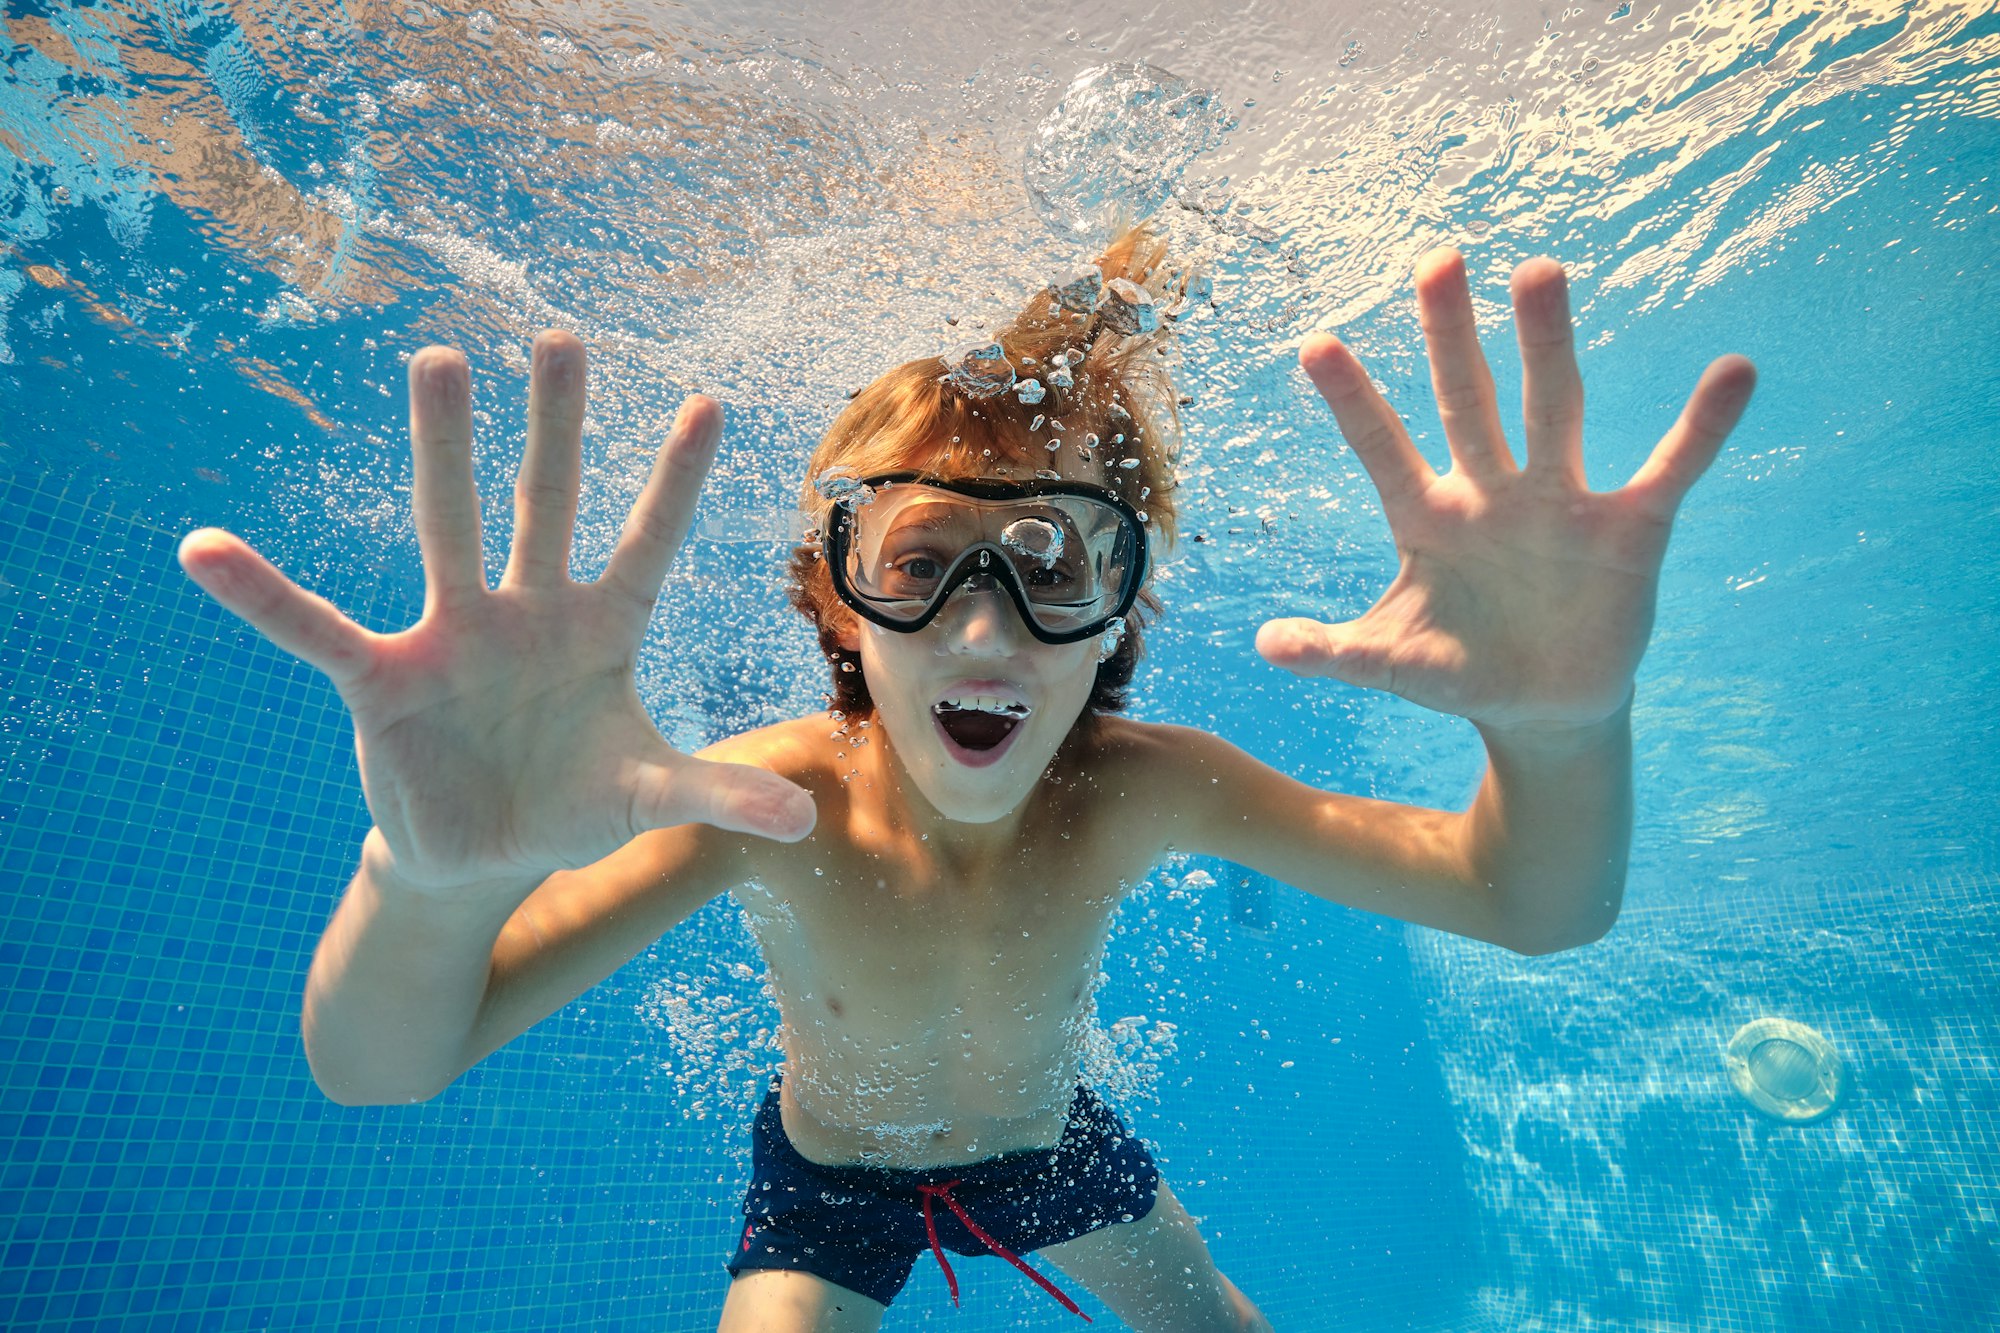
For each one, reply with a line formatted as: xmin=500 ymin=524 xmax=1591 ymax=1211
xmin=177 ymin=333 xmax=815 ymax=895
xmin=1258 ymin=249 xmax=1757 ymax=731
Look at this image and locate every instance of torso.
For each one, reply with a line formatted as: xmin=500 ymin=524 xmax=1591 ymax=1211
xmin=729 ymin=713 xmax=1164 ymax=1169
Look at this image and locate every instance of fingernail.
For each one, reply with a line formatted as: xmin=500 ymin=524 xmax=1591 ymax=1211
xmin=768 ymin=788 xmax=814 ymax=839
xmin=787 ymin=788 xmax=815 ymax=828
xmin=413 ymin=350 xmax=468 ymax=397
xmin=735 ymin=779 xmax=795 ymax=829
xmin=535 ymin=341 xmax=580 ymax=390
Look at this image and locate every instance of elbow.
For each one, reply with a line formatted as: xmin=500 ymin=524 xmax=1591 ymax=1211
xmin=1493 ymin=873 xmax=1623 ymax=957
xmin=1505 ymin=910 xmax=1618 ymax=957
xmin=302 ymin=1016 xmax=453 ymax=1106
xmin=1507 ymin=924 xmax=1610 ymax=957
xmin=305 ymin=1042 xmax=449 ymax=1107
xmin=313 ymin=1074 xmax=445 ymax=1107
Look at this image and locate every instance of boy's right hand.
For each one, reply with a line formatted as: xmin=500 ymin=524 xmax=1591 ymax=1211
xmin=177 ymin=331 xmax=817 ymax=896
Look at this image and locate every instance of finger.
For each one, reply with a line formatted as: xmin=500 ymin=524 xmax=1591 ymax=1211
xmin=177 ymin=528 xmax=376 ymax=685
xmin=1623 ymin=354 xmax=1758 ymax=522
xmin=598 ymin=395 xmax=724 ymax=608
xmin=1299 ymin=333 xmax=1436 ymax=518
xmin=631 ymin=755 xmax=817 ymax=842
xmin=408 ymin=347 xmax=489 ymax=607
xmin=502 ymin=330 xmax=586 ymax=589
xmin=1254 ymin=617 xmax=1394 ymax=692
xmin=1415 ymin=247 xmax=1513 ymax=482
xmin=1512 ymin=257 xmax=1587 ymax=487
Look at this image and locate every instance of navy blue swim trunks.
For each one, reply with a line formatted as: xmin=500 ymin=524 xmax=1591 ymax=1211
xmin=724 ymin=1076 xmax=1159 ymax=1317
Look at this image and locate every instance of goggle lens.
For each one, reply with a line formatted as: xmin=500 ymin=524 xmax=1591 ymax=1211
xmin=827 ymin=477 xmax=1146 ymax=643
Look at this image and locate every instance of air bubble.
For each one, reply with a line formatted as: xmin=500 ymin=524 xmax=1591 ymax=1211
xmin=1048 ymin=265 xmax=1104 ymax=314
xmin=814 ymin=471 xmax=876 ymax=510
xmin=942 ymin=341 xmax=1016 ymax=399
xmin=1100 ymin=278 xmax=1161 ymax=335
xmin=1025 ymin=62 xmax=1236 ymax=243
xmin=1002 ymin=516 xmax=1065 ymax=567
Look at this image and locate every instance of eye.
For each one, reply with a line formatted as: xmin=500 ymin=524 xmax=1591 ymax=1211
xmin=1024 ymin=565 xmax=1074 ymax=589
xmin=1023 ymin=563 xmax=1088 ymax=602
xmin=878 ymin=551 xmax=947 ymax=594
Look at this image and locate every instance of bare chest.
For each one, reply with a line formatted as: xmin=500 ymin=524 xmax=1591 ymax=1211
xmin=747 ymin=834 xmax=1124 ymax=1043
xmin=735 ymin=824 xmax=1144 ymax=1162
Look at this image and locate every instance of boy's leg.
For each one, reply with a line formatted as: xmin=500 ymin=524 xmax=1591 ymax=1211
xmin=1036 ymin=1179 xmax=1273 ymax=1333
xmin=717 ymin=1270 xmax=888 ymax=1333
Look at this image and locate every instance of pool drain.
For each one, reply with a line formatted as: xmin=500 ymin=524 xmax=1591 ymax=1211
xmin=1724 ymin=1018 xmax=1846 ymax=1122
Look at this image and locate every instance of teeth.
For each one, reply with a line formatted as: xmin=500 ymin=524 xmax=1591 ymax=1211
xmin=933 ymin=695 xmax=1032 ymax=717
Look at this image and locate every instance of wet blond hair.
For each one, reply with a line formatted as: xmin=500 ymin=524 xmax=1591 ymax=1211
xmin=787 ymin=221 xmax=1190 ymax=719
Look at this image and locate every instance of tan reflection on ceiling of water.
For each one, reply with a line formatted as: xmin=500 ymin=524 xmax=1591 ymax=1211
xmin=1253 ymin=0 xmax=1997 ymax=334
xmin=5 ymin=0 xmax=1995 ymax=440
xmin=6 ymin=8 xmax=407 ymax=306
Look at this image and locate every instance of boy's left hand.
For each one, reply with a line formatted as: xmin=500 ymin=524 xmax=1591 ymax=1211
xmin=1257 ymin=247 xmax=1757 ymax=734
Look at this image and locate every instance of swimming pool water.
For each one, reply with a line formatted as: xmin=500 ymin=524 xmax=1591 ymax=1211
xmin=3 ymin=2 xmax=1997 ymax=1328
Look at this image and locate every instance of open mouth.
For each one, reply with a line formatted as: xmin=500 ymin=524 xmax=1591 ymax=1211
xmin=932 ymin=695 xmax=1032 ymax=756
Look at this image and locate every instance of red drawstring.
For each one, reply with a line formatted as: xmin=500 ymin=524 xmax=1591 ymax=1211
xmin=915 ymin=1180 xmax=1091 ymax=1322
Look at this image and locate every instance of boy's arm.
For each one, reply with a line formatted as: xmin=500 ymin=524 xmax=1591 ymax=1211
xmin=1463 ymin=704 xmax=1631 ymax=952
xmin=1130 ymin=717 xmax=1623 ymax=956
xmin=304 ymin=816 xmax=745 ymax=1106
xmin=1175 ymin=247 xmax=1750 ymax=954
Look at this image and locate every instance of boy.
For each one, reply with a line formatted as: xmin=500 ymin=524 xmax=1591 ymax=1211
xmin=175 ymin=226 xmax=1754 ymax=1331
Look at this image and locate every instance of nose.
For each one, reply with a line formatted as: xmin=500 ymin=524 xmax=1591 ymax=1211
xmin=933 ymin=573 xmax=1024 ymax=655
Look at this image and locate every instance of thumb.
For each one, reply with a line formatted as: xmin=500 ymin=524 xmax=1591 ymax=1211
xmin=1255 ymin=617 xmax=1389 ymax=690
xmin=632 ymin=756 xmax=818 ymax=842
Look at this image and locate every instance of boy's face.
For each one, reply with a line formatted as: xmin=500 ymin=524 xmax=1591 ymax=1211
xmin=836 ymin=454 xmax=1116 ymax=824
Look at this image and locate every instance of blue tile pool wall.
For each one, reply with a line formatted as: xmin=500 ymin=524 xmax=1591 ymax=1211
xmin=1 ymin=459 xmax=1487 ymax=1330
xmin=1409 ymin=871 xmax=2000 ymax=1333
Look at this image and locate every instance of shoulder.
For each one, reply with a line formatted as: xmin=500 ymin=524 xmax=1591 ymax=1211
xmin=697 ymin=712 xmax=856 ymax=823
xmin=1084 ymin=716 xmax=1241 ymax=776
xmin=1076 ymin=716 xmax=1330 ymax=857
xmin=698 ymin=713 xmax=839 ymax=781
xmin=1075 ymin=716 xmax=1252 ymax=813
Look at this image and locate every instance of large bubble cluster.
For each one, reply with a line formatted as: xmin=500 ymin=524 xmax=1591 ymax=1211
xmin=636 ymin=951 xmax=783 ymax=1124
xmin=1024 ymin=62 xmax=1236 ymax=244
xmin=940 ymin=339 xmax=1016 ymax=399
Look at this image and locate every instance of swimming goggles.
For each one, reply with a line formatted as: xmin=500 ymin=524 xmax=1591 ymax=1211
xmin=821 ymin=472 xmax=1149 ymax=645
